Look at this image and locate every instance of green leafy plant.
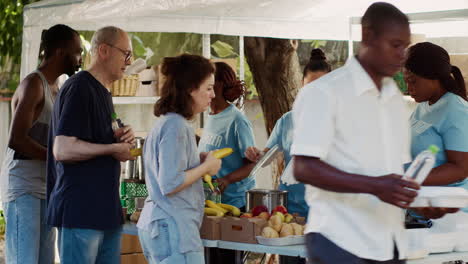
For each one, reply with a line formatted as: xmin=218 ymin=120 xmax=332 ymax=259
xmin=0 ymin=0 xmax=39 ymax=92
xmin=0 ymin=210 xmax=5 ymax=237
xmin=301 ymin=39 xmax=327 ymax=49
xmin=393 ymin=71 xmax=408 ymax=94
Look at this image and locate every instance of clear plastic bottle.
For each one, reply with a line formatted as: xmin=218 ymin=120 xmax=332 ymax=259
xmin=404 ymin=145 xmax=440 ymax=184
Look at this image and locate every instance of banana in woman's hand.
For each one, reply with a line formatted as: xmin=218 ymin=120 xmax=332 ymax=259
xmin=203 ymin=148 xmax=234 ymax=191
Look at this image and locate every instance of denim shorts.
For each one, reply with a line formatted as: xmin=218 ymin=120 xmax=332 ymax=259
xmin=138 ymin=217 xmax=204 ymax=264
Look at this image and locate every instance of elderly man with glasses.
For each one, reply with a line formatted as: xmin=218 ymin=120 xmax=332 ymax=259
xmin=47 ymin=26 xmax=135 ymax=264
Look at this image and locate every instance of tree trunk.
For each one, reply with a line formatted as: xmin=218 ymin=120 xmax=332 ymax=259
xmin=244 ymin=37 xmax=302 ymax=135
xmin=244 ymin=37 xmax=302 ymax=189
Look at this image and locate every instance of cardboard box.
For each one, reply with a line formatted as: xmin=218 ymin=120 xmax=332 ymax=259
xmin=220 ymin=217 xmax=267 ymax=244
xmin=200 ymin=215 xmax=222 ymax=240
xmin=121 ymin=234 xmax=143 ymax=254
xmin=121 ymin=253 xmax=148 ymax=264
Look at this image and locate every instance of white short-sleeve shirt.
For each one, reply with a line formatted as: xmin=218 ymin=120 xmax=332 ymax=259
xmin=291 ymin=56 xmax=412 ymax=261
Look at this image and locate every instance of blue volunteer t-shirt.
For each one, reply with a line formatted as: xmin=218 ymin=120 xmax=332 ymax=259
xmin=266 ymin=111 xmax=309 ymax=217
xmin=47 ymin=71 xmax=123 ymax=230
xmin=198 ymin=104 xmax=255 ymax=208
xmin=266 ymin=111 xmax=293 ymax=165
xmin=410 ymin=92 xmax=468 ymax=211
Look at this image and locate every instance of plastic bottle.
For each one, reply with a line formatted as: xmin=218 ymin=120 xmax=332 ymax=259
xmin=404 ymin=145 xmax=440 ymax=184
xmin=112 ymin=113 xmax=141 ymax=157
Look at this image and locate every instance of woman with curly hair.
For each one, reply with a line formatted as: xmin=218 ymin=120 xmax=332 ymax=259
xmin=198 ymin=62 xmax=255 ymax=208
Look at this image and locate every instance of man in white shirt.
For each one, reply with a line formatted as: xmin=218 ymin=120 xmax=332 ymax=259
xmin=292 ymin=3 xmax=416 ymax=263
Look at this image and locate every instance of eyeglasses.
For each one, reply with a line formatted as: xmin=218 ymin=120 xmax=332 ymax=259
xmin=106 ymin=43 xmax=132 ymax=63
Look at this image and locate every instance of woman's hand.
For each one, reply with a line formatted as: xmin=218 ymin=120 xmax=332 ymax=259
xmin=215 ymin=177 xmax=230 ymax=193
xmin=203 ymin=151 xmax=222 ymax=176
xmin=245 ymin=146 xmax=263 ymax=162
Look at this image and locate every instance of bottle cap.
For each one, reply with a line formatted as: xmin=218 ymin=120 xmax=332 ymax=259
xmin=428 ymin=145 xmax=439 ymax=154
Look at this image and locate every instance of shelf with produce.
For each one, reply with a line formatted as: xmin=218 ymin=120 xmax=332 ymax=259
xmin=112 ymin=96 xmax=159 ymax=105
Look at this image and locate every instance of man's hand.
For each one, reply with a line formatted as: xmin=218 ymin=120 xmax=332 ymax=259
xmin=411 ymin=207 xmax=459 ymax=219
xmin=112 ymin=142 xmax=136 ymax=162
xmin=372 ymin=174 xmax=420 ymax=208
xmin=114 ymin=126 xmax=135 ymax=144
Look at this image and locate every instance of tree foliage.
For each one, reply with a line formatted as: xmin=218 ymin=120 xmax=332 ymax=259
xmin=0 ymin=0 xmax=39 ymax=92
xmin=0 ymin=0 xmax=38 ymax=65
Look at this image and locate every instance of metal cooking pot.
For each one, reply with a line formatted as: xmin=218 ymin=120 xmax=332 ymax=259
xmin=246 ymin=189 xmax=288 ymax=213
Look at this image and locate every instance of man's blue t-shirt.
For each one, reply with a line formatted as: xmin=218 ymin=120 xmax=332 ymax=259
xmin=198 ymin=104 xmax=255 ymax=208
xmin=410 ymin=92 xmax=468 ymax=211
xmin=47 ymin=71 xmax=123 ymax=230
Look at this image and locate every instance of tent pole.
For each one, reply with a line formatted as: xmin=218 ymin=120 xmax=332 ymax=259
xmin=239 ymin=36 xmax=245 ymax=81
xmin=202 ymin=34 xmax=211 ymax=59
xmin=348 ymin=18 xmax=354 ymax=57
xmin=201 ymin=34 xmax=211 ymax=128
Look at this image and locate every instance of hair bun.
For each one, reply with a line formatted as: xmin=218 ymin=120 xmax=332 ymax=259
xmin=310 ymin=48 xmax=326 ymax=61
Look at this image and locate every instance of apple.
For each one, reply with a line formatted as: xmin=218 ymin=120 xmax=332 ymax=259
xmin=284 ymin=213 xmax=294 ymax=223
xmin=271 ymin=205 xmax=288 ymax=215
xmin=273 ymin=211 xmax=285 ymax=222
xmin=240 ymin=213 xmax=253 ymax=218
xmin=252 ymin=205 xmax=269 ymax=216
xmin=257 ymin=212 xmax=270 ymax=221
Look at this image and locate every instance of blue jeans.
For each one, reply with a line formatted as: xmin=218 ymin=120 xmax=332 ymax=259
xmin=3 ymin=194 xmax=55 ymax=264
xmin=138 ymin=217 xmax=204 ymax=264
xmin=58 ymin=227 xmax=122 ymax=264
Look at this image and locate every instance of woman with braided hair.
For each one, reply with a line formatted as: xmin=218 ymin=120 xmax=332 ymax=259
xmin=197 ymin=61 xmax=255 ymax=264
xmin=198 ymin=62 xmax=255 ymax=208
xmin=404 ymin=42 xmax=468 ymax=206
xmin=245 ymin=48 xmax=331 ymax=217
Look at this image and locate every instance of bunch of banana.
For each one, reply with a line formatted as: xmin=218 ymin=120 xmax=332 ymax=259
xmin=204 ymin=208 xmax=224 ymax=217
xmin=218 ymin=203 xmax=241 ymax=217
xmin=204 ymin=200 xmax=241 ymax=217
xmin=205 ymin=200 xmax=228 ymax=213
xmin=203 ymin=148 xmax=234 ymax=191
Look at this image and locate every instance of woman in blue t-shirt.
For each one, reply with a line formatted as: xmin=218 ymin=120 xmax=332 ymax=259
xmin=198 ymin=62 xmax=255 ymax=209
xmin=404 ymin=42 xmax=468 ymax=210
xmin=137 ymin=54 xmax=222 ymax=264
xmin=245 ymin=49 xmax=331 ymax=218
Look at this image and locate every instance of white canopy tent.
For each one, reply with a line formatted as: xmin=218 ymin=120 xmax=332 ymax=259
xmin=2 ymin=0 xmax=467 ymax=180
xmin=21 ymin=0 xmax=468 ymax=79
